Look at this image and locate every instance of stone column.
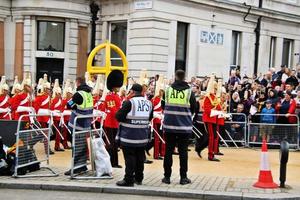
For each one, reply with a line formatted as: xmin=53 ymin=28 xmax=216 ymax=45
xmin=77 ymin=21 xmax=89 ymax=77
xmin=68 ymin=19 xmax=78 ymax=78
xmin=14 ymin=18 xmax=24 ymax=80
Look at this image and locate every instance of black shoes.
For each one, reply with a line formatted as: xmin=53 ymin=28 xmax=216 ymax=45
xmin=112 ymin=165 xmax=122 ymax=168
xmin=180 ymin=177 xmax=191 ymax=185
xmin=154 ymin=156 xmax=164 ymax=160
xmin=215 ymin=152 xmax=224 ymax=156
xmin=196 ymin=151 xmax=202 ymax=158
xmin=55 ymin=148 xmax=65 ymax=152
xmin=116 ymin=180 xmax=134 ymax=187
xmin=64 ymin=166 xmax=88 ymax=176
xmin=49 ymin=150 xmax=55 ymax=155
xmin=144 ymin=159 xmax=153 ymax=164
xmin=162 ymin=177 xmax=171 ymax=184
xmin=134 ymin=180 xmax=142 ymax=185
xmin=208 ymin=157 xmax=220 ymax=162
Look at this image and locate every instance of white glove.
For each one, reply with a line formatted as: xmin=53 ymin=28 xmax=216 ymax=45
xmin=153 ymin=112 xmax=162 ymax=119
xmin=51 ymin=110 xmax=61 ymax=117
xmin=210 ymin=109 xmax=223 ymax=117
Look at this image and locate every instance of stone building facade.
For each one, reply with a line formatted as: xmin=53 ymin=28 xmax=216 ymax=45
xmin=0 ymin=0 xmax=300 ymax=83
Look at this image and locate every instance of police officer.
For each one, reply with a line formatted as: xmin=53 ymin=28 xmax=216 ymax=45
xmin=115 ymin=83 xmax=153 ymax=187
xmin=64 ymin=76 xmax=93 ymax=176
xmin=162 ymin=70 xmax=197 ymax=185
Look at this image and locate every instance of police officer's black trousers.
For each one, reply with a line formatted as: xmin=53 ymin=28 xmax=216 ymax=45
xmin=122 ymin=146 xmax=145 ymax=184
xmin=163 ymin=132 xmax=189 ymax=178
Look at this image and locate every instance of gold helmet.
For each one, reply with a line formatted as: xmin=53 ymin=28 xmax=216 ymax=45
xmin=206 ymin=73 xmax=216 ymax=95
xmin=92 ymin=74 xmax=105 ymax=95
xmin=154 ymin=75 xmax=165 ymax=97
xmin=52 ymin=79 xmax=60 ymax=98
xmin=138 ymin=69 xmax=149 ymax=86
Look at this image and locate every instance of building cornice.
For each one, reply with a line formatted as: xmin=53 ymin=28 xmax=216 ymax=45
xmin=11 ymin=7 xmax=91 ymax=21
xmin=184 ymin=0 xmax=300 ymax=24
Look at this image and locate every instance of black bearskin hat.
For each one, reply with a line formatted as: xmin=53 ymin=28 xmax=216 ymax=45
xmin=107 ymin=70 xmax=124 ymax=91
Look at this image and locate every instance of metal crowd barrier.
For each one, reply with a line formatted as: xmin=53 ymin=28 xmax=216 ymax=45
xmin=13 ymin=113 xmax=58 ymax=178
xmin=70 ymin=112 xmax=113 ymax=179
xmin=248 ymin=113 xmax=299 ymax=149
xmin=194 ymin=113 xmax=247 ymax=148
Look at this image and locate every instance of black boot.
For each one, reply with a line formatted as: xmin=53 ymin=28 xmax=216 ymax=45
xmin=180 ymin=177 xmax=191 ymax=185
xmin=116 ymin=180 xmax=134 ymax=187
xmin=162 ymin=177 xmax=171 ymax=184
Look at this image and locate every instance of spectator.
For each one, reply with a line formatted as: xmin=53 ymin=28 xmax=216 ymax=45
xmin=228 ymin=70 xmax=240 ymax=87
xmin=277 ymin=65 xmax=287 ymax=80
xmin=286 ymin=70 xmax=299 ymax=89
xmin=231 ymin=104 xmax=246 ymax=140
xmin=267 ymin=89 xmax=279 ymax=108
xmin=230 ymin=91 xmax=240 ymax=113
xmin=270 ymin=67 xmax=279 ymax=81
xmin=276 ymin=91 xmax=296 ymax=124
xmin=260 ymin=100 xmax=276 ymax=142
xmin=281 ymin=67 xmax=290 ymax=83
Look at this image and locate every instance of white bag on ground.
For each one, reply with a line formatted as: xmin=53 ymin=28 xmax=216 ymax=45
xmin=92 ymin=137 xmax=113 ymax=177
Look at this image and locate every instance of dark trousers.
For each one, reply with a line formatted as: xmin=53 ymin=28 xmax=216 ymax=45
xmin=122 ymin=146 xmax=145 ymax=184
xmin=73 ymin=133 xmax=88 ymax=167
xmin=163 ymin=132 xmax=189 ymax=178
xmin=104 ymin=127 xmax=119 ymax=166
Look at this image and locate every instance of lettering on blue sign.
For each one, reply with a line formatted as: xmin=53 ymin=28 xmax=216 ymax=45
xmin=200 ymin=31 xmax=224 ymax=45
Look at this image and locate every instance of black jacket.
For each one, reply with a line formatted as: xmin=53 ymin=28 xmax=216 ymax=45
xmin=115 ymin=95 xmax=153 ymax=122
xmin=161 ymin=80 xmax=197 ymax=114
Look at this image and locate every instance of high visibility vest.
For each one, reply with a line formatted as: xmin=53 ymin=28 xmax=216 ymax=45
xmin=117 ymin=96 xmax=152 ymax=147
xmin=68 ymin=91 xmax=93 ymax=131
xmin=163 ymin=87 xmax=193 ymax=134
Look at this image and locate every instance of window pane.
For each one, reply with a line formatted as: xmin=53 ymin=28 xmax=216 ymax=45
xmin=37 ymin=21 xmax=65 ymax=52
xmin=110 ymin=22 xmax=127 ymax=66
xmin=282 ymin=39 xmax=291 ymax=67
xmin=175 ymin=22 xmax=188 ymax=71
xmin=231 ymin=31 xmax=240 ymax=66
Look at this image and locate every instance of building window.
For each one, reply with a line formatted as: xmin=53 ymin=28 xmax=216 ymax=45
xmin=282 ymin=39 xmax=293 ymax=67
xmin=230 ymin=31 xmax=241 ymax=66
xmin=175 ymin=22 xmax=188 ymax=72
xmin=110 ymin=22 xmax=127 ymax=66
xmin=37 ymin=21 xmax=65 ymax=52
xmin=269 ymin=37 xmax=276 ymax=68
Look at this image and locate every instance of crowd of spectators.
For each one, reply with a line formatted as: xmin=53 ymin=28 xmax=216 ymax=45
xmin=189 ymin=65 xmax=300 ymax=144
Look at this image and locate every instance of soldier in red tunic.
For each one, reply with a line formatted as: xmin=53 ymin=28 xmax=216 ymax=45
xmin=11 ymin=79 xmax=34 ymax=122
xmin=33 ymin=82 xmax=54 ymax=154
xmin=9 ymin=81 xmax=22 ymax=120
xmin=61 ymin=86 xmax=73 ymax=149
xmin=101 ymin=71 xmax=123 ymax=168
xmin=51 ymin=87 xmax=64 ymax=151
xmin=151 ymin=89 xmax=165 ymax=160
xmin=202 ymin=74 xmax=220 ymax=162
xmin=33 ymin=82 xmax=51 ymax=128
xmin=0 ymin=83 xmax=11 ymax=120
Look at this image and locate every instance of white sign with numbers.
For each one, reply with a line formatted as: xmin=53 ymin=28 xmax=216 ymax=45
xmin=35 ymin=51 xmax=65 ymax=59
xmin=134 ymin=0 xmax=153 ymax=10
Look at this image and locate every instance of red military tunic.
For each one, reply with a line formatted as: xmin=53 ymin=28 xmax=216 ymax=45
xmin=62 ymin=98 xmax=72 ymax=122
xmin=0 ymin=94 xmax=11 ymax=120
xmin=101 ymin=92 xmax=121 ymax=129
xmin=151 ymin=96 xmax=165 ymax=159
xmin=11 ymin=92 xmax=32 ymax=121
xmin=33 ymin=93 xmax=50 ymax=123
xmin=50 ymin=97 xmax=63 ymax=122
xmin=202 ymin=94 xmax=218 ymax=124
xmin=151 ymin=96 xmax=163 ymax=124
xmin=202 ymin=93 xmax=219 ymax=160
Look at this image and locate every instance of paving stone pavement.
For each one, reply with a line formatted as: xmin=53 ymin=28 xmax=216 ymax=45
xmin=0 ymin=165 xmax=300 ymax=200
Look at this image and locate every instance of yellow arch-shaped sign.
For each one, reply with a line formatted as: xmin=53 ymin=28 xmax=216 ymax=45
xmin=86 ymin=41 xmax=128 ymax=81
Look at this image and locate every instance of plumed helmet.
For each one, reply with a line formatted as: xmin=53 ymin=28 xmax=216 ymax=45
xmin=206 ymin=73 xmax=216 ymax=95
xmin=23 ymin=78 xmax=32 ymax=87
xmin=107 ymin=70 xmax=124 ymax=91
xmin=43 ymin=82 xmax=51 ymax=89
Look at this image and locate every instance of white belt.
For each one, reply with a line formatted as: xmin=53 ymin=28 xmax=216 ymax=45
xmin=52 ymin=110 xmax=61 ymax=117
xmin=38 ymin=108 xmax=50 ymax=115
xmin=63 ymin=110 xmax=71 ymax=116
xmin=17 ymin=106 xmax=34 ymax=113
